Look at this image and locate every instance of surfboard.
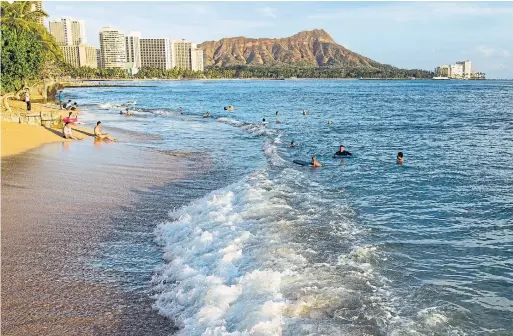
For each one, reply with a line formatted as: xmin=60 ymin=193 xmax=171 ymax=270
xmin=293 ymin=159 xmax=312 ymax=166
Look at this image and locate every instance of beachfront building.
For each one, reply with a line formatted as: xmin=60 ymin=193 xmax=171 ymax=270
xmin=456 ymin=60 xmax=472 ymax=79
xmin=96 ymin=49 xmax=103 ymax=69
xmin=48 ymin=17 xmax=86 ymax=46
xmin=450 ymin=63 xmax=464 ymax=78
xmin=125 ymin=31 xmax=142 ymax=75
xmin=170 ymin=40 xmax=204 ymax=71
xmin=99 ymin=27 xmax=126 ymax=69
xmin=436 ymin=60 xmax=475 ymax=79
xmin=435 ymin=65 xmax=450 ymax=77
xmin=61 ymin=45 xmax=98 ymax=68
xmin=31 ymin=1 xmax=44 ymax=25
xmin=140 ymin=38 xmax=172 ymax=70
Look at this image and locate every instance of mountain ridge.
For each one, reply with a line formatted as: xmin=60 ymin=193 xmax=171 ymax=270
xmin=198 ymin=29 xmax=387 ymax=69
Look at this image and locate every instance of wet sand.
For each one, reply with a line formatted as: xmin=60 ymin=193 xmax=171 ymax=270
xmin=1 ymin=139 xmax=206 ymax=335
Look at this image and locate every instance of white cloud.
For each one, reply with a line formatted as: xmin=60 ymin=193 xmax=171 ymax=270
xmin=477 ymin=45 xmax=495 ymax=57
xmin=255 ymin=6 xmax=277 ymax=18
xmin=308 ymin=3 xmax=513 ymax=22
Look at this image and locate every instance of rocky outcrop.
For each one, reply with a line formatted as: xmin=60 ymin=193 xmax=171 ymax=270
xmin=199 ymin=29 xmax=383 ymax=68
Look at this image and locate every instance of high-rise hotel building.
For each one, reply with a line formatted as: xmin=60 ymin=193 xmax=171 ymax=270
xmin=125 ymin=32 xmax=142 ymax=74
xmin=99 ymin=27 xmax=126 ymax=69
xmin=49 ymin=17 xmax=97 ymax=68
xmin=170 ymin=40 xmax=204 ymax=71
xmin=49 ymin=17 xmax=86 ymax=46
xmin=31 ymin=1 xmax=44 ymax=25
xmin=140 ymin=38 xmax=172 ymax=70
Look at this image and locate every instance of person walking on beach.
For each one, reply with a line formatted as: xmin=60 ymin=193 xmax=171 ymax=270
xmin=24 ymin=89 xmax=31 ymax=111
xmin=94 ymin=121 xmax=117 ymax=141
xmin=62 ymin=122 xmax=81 ymax=140
xmin=58 ymin=91 xmax=63 ymax=109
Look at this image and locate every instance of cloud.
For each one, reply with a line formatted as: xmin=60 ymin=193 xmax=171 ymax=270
xmin=477 ymin=45 xmax=495 ymax=57
xmin=255 ymin=6 xmax=277 ymax=18
xmin=308 ymin=3 xmax=513 ymax=22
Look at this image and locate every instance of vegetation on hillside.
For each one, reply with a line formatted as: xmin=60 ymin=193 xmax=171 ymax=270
xmin=0 ymin=1 xmax=64 ymax=94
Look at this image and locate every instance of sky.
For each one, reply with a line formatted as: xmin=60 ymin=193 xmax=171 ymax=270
xmin=44 ymin=1 xmax=513 ymax=79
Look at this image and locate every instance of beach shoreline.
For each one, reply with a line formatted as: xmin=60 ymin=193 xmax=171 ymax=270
xmin=1 ymin=100 xmax=95 ymax=157
xmin=1 ymin=137 xmax=202 ymax=335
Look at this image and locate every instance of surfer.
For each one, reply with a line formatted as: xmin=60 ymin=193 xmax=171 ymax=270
xmin=312 ymin=156 xmax=323 ymax=167
xmin=397 ymin=152 xmax=404 ymax=165
xmin=333 ymin=145 xmax=352 ymax=158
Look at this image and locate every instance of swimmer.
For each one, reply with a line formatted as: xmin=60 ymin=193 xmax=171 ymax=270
xmin=290 ymin=141 xmax=297 ymax=147
xmin=202 ymin=112 xmax=211 ymax=118
xmin=328 ymin=120 xmax=333 ymax=124
xmin=397 ymin=152 xmax=404 ymax=165
xmin=303 ymin=110 xmax=307 ymax=116
xmin=179 ymin=106 xmax=183 ymax=114
xmin=333 ymin=145 xmax=352 ymax=158
xmin=312 ymin=156 xmax=323 ymax=167
xmin=276 ymin=111 xmax=279 ymax=116
xmin=119 ymin=110 xmax=125 ymax=115
xmin=276 ymin=118 xmax=281 ymax=123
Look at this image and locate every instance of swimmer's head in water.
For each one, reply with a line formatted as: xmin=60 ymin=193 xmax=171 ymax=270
xmin=263 ymin=118 xmax=266 ymax=122
xmin=397 ymin=152 xmax=403 ymax=158
xmin=340 ymin=145 xmax=345 ymax=151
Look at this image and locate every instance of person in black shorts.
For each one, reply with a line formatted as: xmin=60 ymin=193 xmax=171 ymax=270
xmin=333 ymin=145 xmax=352 ymax=157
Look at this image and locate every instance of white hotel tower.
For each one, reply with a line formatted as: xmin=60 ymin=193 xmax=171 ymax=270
xmin=99 ymin=27 xmax=127 ymax=69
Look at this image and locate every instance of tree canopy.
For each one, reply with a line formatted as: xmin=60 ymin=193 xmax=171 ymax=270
xmin=1 ymin=1 xmax=63 ymax=94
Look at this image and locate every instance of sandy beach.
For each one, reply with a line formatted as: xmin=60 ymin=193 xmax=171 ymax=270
xmin=1 ymin=100 xmax=95 ymax=157
xmin=1 ymin=135 xmax=209 ymax=335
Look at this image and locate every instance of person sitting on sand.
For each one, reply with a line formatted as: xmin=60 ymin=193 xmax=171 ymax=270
xmin=94 ymin=121 xmax=117 ymax=141
xmin=397 ymin=152 xmax=404 ymax=165
xmin=333 ymin=145 xmax=352 ymax=158
xmin=63 ymin=100 xmax=72 ymax=109
xmin=62 ymin=122 xmax=81 ymax=140
xmin=70 ymin=103 xmax=79 ymax=112
xmin=312 ymin=156 xmax=323 ymax=167
xmin=291 ymin=141 xmax=297 ymax=147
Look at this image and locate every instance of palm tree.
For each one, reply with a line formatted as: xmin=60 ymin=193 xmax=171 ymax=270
xmin=1 ymin=1 xmax=62 ymax=59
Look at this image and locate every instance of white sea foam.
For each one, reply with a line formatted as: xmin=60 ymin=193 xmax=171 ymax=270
xmin=152 ymin=168 xmax=396 ymax=335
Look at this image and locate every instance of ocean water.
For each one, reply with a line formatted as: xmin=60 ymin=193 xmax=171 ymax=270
xmin=67 ymin=80 xmax=513 ymax=335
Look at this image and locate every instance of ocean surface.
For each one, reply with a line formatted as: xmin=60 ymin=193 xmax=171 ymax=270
xmin=67 ymin=80 xmax=513 ymax=335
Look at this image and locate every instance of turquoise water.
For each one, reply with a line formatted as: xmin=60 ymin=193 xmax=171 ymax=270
xmin=68 ymin=80 xmax=513 ymax=335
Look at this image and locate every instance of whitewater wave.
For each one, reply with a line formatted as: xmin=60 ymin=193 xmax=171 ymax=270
xmin=152 ymin=167 xmax=397 ymax=335
xmin=98 ymin=101 xmax=137 ymax=109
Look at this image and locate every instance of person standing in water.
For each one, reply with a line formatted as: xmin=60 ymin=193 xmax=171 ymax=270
xmin=303 ymin=110 xmax=307 ymax=116
xmin=397 ymin=152 xmax=404 ymax=165
xmin=333 ymin=145 xmax=352 ymax=157
xmin=290 ymin=141 xmax=297 ymax=147
xmin=311 ymin=156 xmax=323 ymax=167
xmin=179 ymin=107 xmax=183 ymax=114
